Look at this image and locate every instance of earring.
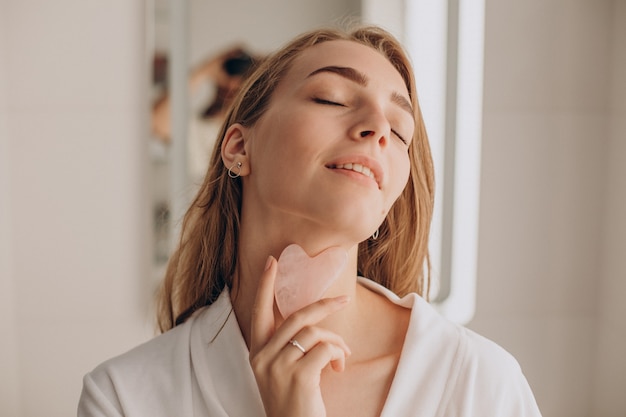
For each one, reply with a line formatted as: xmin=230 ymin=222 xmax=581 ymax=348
xmin=371 ymin=228 xmax=379 ymax=240
xmin=228 ymin=161 xmax=242 ymax=178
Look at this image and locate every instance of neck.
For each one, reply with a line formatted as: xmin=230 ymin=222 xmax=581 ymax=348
xmin=230 ymin=236 xmax=364 ymax=349
xmin=230 ymin=194 xmax=379 ymax=350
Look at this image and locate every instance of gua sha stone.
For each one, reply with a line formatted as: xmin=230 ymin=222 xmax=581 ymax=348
xmin=274 ymin=244 xmax=348 ymax=319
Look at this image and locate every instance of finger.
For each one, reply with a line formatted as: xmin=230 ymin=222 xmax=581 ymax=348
xmin=282 ymin=326 xmax=351 ymax=362
xmin=265 ymin=296 xmax=349 ymax=353
xmin=250 ymin=256 xmax=277 ymax=355
xmin=298 ymin=342 xmax=348 ymax=374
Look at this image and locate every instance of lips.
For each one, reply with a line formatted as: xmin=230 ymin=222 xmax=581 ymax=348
xmin=326 ymin=156 xmax=383 ymax=189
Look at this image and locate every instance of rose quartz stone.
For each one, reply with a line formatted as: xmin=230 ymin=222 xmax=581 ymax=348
xmin=274 ymin=244 xmax=348 ymax=318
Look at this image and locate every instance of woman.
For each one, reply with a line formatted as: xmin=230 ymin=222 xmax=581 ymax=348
xmin=78 ymin=25 xmax=542 ymax=417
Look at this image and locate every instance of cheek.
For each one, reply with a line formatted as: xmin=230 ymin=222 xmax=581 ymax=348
xmin=380 ymin=157 xmax=411 ymax=218
xmin=248 ymin=118 xmax=309 ymax=185
xmin=253 ymin=108 xmax=309 ymax=151
xmin=390 ymin=153 xmax=411 ymax=198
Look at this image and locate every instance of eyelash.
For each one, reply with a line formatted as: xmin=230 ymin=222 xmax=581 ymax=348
xmin=392 ymin=129 xmax=408 ymax=145
xmin=314 ymin=97 xmax=408 ymax=145
xmin=313 ymin=97 xmax=344 ymax=106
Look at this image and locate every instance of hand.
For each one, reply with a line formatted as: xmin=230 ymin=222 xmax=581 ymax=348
xmin=249 ymin=256 xmax=351 ymax=417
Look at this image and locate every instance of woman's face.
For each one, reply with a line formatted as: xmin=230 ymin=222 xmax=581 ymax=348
xmin=242 ymin=40 xmax=414 ymax=241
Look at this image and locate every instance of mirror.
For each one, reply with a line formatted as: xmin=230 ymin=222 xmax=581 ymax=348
xmin=146 ymin=0 xmax=485 ymax=324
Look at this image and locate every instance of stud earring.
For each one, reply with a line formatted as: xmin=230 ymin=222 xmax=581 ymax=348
xmin=228 ymin=162 xmax=242 ymax=178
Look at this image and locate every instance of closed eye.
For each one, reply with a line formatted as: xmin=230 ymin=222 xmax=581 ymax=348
xmin=313 ymin=96 xmax=409 ymax=144
xmin=313 ymin=97 xmax=345 ymax=106
xmin=392 ymin=129 xmax=408 ymax=145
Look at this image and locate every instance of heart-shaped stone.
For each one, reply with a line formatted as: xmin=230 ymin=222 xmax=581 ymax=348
xmin=274 ymin=244 xmax=348 ymax=318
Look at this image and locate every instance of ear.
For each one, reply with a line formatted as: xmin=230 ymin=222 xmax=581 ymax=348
xmin=221 ymin=123 xmax=251 ymax=176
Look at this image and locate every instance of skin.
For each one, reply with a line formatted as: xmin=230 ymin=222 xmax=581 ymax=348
xmin=221 ymin=40 xmax=415 ymax=417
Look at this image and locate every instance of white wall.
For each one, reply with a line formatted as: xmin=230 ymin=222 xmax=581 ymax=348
xmin=0 ymin=1 xmax=153 ymax=416
xmin=470 ymin=1 xmax=625 ymax=416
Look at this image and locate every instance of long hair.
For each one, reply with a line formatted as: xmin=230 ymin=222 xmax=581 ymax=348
xmin=157 ymin=25 xmax=435 ymax=332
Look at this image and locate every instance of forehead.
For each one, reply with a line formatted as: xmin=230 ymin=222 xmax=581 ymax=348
xmin=282 ymin=40 xmax=408 ymax=95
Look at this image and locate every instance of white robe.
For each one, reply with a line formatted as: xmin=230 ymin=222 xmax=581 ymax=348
xmin=78 ymin=279 xmax=542 ymax=416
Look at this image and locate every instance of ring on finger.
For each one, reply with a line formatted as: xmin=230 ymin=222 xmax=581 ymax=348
xmin=288 ymin=339 xmax=306 ymax=354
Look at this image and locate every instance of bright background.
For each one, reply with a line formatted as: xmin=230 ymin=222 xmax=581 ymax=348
xmin=1 ymin=1 xmax=625 ymax=416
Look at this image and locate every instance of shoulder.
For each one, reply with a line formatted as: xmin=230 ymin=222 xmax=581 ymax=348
xmin=455 ymin=325 xmax=525 ymax=385
xmin=409 ymin=308 xmax=542 ymax=417
xmin=359 ymin=279 xmax=542 ymax=417
xmin=77 ymin=289 xmax=238 ymax=417
xmin=408 ymin=299 xmax=542 ymax=416
xmin=78 ymin=293 xmax=237 ymax=417
xmin=92 ymin=318 xmax=193 ymax=380
xmin=440 ymin=326 xmax=542 ymax=416
xmin=360 ymin=278 xmax=529 ymax=382
xmin=78 ymin=317 xmax=197 ymax=417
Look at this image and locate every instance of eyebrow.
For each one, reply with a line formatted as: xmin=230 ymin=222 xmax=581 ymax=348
xmin=391 ymin=91 xmax=414 ymax=116
xmin=307 ymin=65 xmax=414 ymax=116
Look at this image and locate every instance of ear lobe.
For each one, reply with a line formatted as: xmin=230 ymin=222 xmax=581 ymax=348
xmin=221 ymin=123 xmax=250 ymax=175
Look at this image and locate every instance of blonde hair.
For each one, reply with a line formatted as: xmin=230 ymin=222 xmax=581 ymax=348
xmin=157 ymin=25 xmax=435 ymax=332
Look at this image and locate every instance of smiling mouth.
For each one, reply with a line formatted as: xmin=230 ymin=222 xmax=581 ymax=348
xmin=328 ymin=163 xmax=378 ymax=185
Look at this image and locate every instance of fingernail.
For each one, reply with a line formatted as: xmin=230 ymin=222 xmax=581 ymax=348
xmin=264 ymin=255 xmax=274 ymax=271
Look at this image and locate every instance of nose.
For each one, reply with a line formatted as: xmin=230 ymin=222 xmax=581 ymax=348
xmin=349 ymin=105 xmax=390 ymax=147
